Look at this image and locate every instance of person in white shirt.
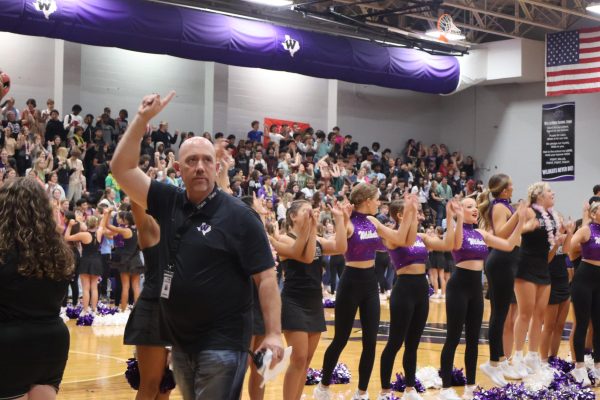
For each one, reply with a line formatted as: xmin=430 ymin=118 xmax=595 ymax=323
xmin=63 ymin=104 xmax=84 ymax=139
xmin=249 ymin=151 xmax=268 ymax=174
xmin=301 ymin=178 xmax=316 ymax=199
xmin=265 ymin=124 xmax=285 ymax=147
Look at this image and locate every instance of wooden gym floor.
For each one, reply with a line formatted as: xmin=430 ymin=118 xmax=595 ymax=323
xmin=59 ymin=298 xmax=598 ymax=399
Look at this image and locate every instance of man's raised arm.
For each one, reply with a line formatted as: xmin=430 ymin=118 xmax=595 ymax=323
xmin=112 ymin=92 xmax=175 ymax=209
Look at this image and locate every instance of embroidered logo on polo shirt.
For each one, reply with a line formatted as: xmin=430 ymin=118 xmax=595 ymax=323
xmin=33 ymin=0 xmax=57 ymax=19
xmin=197 ymin=223 xmax=212 ymax=236
xmin=281 ymin=35 xmax=300 ymax=57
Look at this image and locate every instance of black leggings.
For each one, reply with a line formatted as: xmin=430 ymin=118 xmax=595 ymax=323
xmin=321 ymin=266 xmax=380 ymax=391
xmin=380 ymin=274 xmax=429 ymax=388
xmin=485 ymin=248 xmax=518 ymax=362
xmin=571 ymin=261 xmax=600 ymax=363
xmin=440 ymin=268 xmax=483 ymax=387
xmin=375 ymin=251 xmax=392 ymax=293
xmin=328 ymin=255 xmax=345 ymax=294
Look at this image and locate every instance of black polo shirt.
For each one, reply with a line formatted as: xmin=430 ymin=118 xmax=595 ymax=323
xmin=147 ymin=180 xmax=274 ymax=353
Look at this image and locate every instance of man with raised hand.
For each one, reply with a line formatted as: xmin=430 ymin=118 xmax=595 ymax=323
xmin=112 ymin=92 xmax=283 ymax=400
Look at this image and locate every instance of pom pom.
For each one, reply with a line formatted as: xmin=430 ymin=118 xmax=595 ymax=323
xmin=390 ymin=373 xmax=425 ymax=393
xmin=323 ymin=298 xmax=335 ymax=308
xmin=304 ymin=363 xmax=350 ymax=385
xmin=437 ymin=367 xmax=467 ymax=386
xmin=428 ymin=285 xmax=434 ymax=297
xmin=547 ymin=356 xmax=574 ymax=374
xmin=66 ymin=304 xmax=82 ymax=319
xmin=416 ymin=366 xmax=442 ymax=389
xmin=159 ymin=368 xmax=176 ymax=393
xmin=96 ymin=302 xmax=119 ymax=316
xmin=331 ymin=363 xmax=351 ymax=384
xmin=125 ymin=358 xmax=140 ymax=390
xmin=305 ymin=367 xmax=323 ymax=385
xmin=76 ymin=313 xmax=94 ymax=326
xmin=92 ymin=309 xmax=130 ymax=326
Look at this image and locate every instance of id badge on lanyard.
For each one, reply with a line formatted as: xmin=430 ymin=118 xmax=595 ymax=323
xmin=161 ymin=266 xmax=174 ymax=299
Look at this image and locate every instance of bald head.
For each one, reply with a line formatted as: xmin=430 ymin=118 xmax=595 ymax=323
xmin=177 ymin=136 xmax=218 ymax=204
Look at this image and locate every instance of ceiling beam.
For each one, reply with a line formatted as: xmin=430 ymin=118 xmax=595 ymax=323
xmin=443 ymin=1 xmax=562 ymax=30
xmin=519 ymin=0 xmax=600 ymax=23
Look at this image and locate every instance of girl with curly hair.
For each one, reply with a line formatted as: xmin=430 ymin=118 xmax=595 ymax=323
xmin=0 ymin=177 xmax=74 ymax=399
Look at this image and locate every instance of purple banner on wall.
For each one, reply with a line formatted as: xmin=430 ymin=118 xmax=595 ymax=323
xmin=0 ymin=0 xmax=460 ymax=94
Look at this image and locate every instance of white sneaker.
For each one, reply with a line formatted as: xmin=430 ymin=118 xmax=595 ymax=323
xmin=510 ymin=356 xmax=529 ymax=379
xmin=499 ymin=359 xmax=522 ymax=380
xmin=524 ymin=352 xmax=541 ymax=374
xmin=480 ymin=362 xmax=508 ymax=387
xmin=461 ymin=385 xmax=476 ymax=400
xmin=570 ymin=367 xmax=592 ymax=387
xmin=401 ymin=390 xmax=424 ymax=400
xmin=352 ymin=390 xmax=370 ymax=400
xmin=593 ymin=368 xmax=600 ymax=386
xmin=377 ymin=393 xmax=393 ymax=400
xmin=437 ymin=388 xmax=461 ymax=400
xmin=313 ymin=383 xmax=331 ymax=400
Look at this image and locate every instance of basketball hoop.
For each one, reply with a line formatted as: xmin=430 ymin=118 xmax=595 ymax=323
xmin=436 ymin=14 xmax=464 ymax=42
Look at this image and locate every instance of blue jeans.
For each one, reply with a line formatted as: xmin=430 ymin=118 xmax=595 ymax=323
xmin=171 ymin=348 xmax=248 ymax=400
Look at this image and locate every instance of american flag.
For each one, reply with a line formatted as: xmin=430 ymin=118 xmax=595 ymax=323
xmin=546 ymin=26 xmax=600 ymax=96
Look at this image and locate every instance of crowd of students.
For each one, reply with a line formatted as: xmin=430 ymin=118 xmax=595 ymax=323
xmin=2 ymin=92 xmax=600 ymax=400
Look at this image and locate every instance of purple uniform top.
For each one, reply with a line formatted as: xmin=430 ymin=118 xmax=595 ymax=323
xmin=345 ymin=211 xmax=384 ymax=262
xmin=388 ymin=235 xmax=429 ymax=270
xmin=490 ymin=198 xmax=514 ymax=231
xmin=581 ymin=223 xmax=600 ymax=261
xmin=452 ymin=224 xmax=489 ymax=264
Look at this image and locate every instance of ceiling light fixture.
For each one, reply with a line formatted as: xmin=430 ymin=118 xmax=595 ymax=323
xmin=244 ymin=0 xmax=294 ymax=6
xmin=587 ymin=2 xmax=600 ymax=13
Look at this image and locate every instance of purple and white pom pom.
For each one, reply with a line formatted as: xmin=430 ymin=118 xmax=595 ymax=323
xmin=323 ymin=298 xmax=335 ymax=308
xmin=76 ymin=313 xmax=94 ymax=326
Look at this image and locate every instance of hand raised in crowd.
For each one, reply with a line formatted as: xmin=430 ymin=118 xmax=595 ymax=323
xmin=137 ymin=91 xmax=176 ymax=122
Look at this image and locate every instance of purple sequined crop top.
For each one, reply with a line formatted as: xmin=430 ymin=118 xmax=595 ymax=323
xmin=345 ymin=211 xmax=384 ymax=262
xmin=452 ymin=224 xmax=489 ymax=264
xmin=581 ymin=223 xmax=600 ymax=261
xmin=389 ymin=235 xmax=429 ymax=270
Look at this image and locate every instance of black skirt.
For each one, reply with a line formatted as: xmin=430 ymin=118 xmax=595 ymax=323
xmin=444 ymin=252 xmax=455 ymax=273
xmin=79 ymin=254 xmax=103 ymax=276
xmin=281 ymin=291 xmax=326 ymax=333
xmin=124 ymin=298 xmax=170 ymax=347
xmin=428 ymin=251 xmax=446 ymax=269
xmin=0 ymin=318 xmax=69 ymax=398
xmin=516 ymin=253 xmax=550 ymax=285
xmin=549 ymin=255 xmax=570 ymax=305
xmin=113 ymin=252 xmax=145 ymax=274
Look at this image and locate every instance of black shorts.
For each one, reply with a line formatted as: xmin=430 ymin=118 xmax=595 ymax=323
xmin=281 ymin=291 xmax=326 ymax=333
xmin=124 ymin=297 xmax=170 ymax=347
xmin=516 ymin=253 xmax=550 ymax=285
xmin=0 ymin=318 xmax=69 ymax=399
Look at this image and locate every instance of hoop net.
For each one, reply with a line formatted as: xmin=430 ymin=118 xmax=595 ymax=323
xmin=437 ymin=14 xmax=462 ymax=42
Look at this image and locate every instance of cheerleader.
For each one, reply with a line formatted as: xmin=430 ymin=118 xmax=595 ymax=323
xmin=372 ymin=198 xmax=458 ymax=400
xmin=438 ymin=197 xmax=524 ymax=400
xmin=269 ymin=200 xmax=346 ymax=400
xmin=123 ymin=201 xmax=171 ymax=400
xmin=565 ymin=201 xmax=600 ymax=386
xmin=539 ymin=218 xmax=572 ymax=363
xmin=476 ymin=174 xmax=522 ymax=384
xmin=64 ymin=215 xmax=105 ymax=314
xmin=512 ymin=182 xmax=560 ymax=376
xmin=314 ymin=183 xmax=395 ymax=400
xmin=105 ymin=210 xmax=144 ymax=311
xmin=428 ymin=227 xmax=447 ymax=299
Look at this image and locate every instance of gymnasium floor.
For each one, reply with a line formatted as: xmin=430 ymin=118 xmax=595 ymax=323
xmin=59 ymin=298 xmax=597 ymax=399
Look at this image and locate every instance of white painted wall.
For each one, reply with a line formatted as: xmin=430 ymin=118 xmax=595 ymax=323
xmin=440 ymin=83 xmax=599 ymax=218
xmin=79 ymin=45 xmax=205 ymax=133
xmin=0 ymin=32 xmax=55 ymax=112
xmin=225 ymin=66 xmax=328 ymax=138
xmin=338 ymin=81 xmax=441 ymax=154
